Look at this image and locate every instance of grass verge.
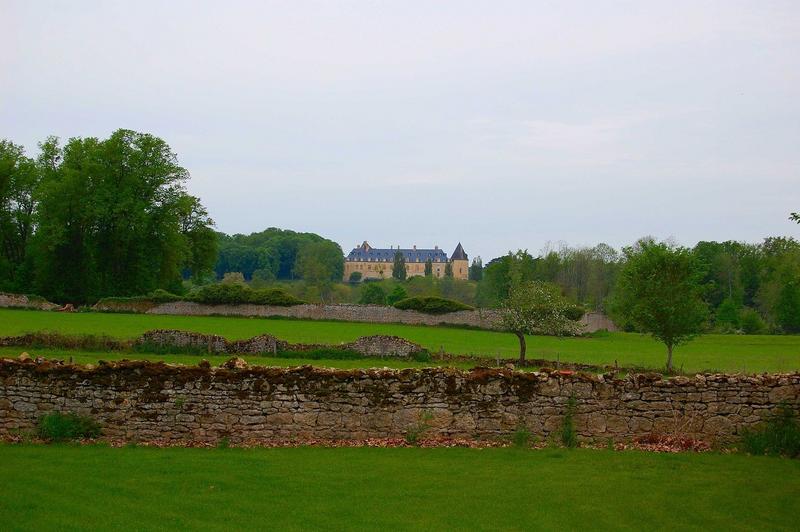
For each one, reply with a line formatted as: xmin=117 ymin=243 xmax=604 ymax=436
xmin=0 ymin=445 xmax=798 ymax=531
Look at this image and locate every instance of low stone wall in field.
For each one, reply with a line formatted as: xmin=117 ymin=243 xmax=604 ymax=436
xmin=1 ymin=358 xmax=796 ymax=444
xmin=0 ymin=293 xmax=59 ymax=311
xmin=91 ymin=300 xmax=616 ymax=333
xmin=138 ymin=329 xmax=425 ymax=357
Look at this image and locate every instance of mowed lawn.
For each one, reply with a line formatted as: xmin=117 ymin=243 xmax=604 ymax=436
xmin=1 ymin=309 xmax=799 ymax=373
xmin=1 ymin=446 xmax=798 ymax=531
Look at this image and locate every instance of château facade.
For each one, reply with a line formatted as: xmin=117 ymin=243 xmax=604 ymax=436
xmin=344 ymin=242 xmax=469 ymax=281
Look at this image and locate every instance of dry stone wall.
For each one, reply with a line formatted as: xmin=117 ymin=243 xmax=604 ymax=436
xmin=0 ymin=293 xmax=59 ymax=311
xmin=1 ymin=359 xmax=796 ymax=444
xmin=137 ymin=330 xmax=424 ymax=357
xmin=91 ymin=300 xmax=615 ymax=332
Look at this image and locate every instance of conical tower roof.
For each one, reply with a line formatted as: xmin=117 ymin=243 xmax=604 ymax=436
xmin=451 ymin=242 xmax=468 ymax=261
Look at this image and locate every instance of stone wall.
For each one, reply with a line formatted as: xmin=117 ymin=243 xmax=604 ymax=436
xmin=0 ymin=293 xmax=59 ymax=311
xmin=1 ymin=358 xmax=797 ymax=444
xmin=91 ymin=300 xmax=614 ymax=333
xmin=138 ymin=330 xmax=424 ymax=357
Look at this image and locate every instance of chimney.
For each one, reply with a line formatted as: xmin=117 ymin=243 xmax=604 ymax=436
xmin=413 ymin=245 xmax=416 ymax=250
xmin=434 ymin=245 xmax=439 ymax=250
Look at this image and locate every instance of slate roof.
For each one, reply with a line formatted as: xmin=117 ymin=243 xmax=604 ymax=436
xmin=451 ymin=242 xmax=468 ymax=261
xmin=346 ymin=241 xmax=450 ymax=263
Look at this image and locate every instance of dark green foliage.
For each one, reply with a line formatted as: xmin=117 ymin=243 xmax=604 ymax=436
xmin=740 ymin=405 xmax=800 ymax=458
xmin=564 ymin=305 xmax=585 ymax=321
xmin=248 ymin=288 xmax=306 ymax=306
xmin=739 ymin=308 xmax=766 ymax=335
xmin=392 ymin=251 xmax=407 ymax=281
xmin=349 ymin=271 xmax=362 ymax=283
xmin=187 ymin=284 xmax=304 ymax=306
xmin=405 ymin=410 xmax=434 ymax=445
xmin=215 ymin=228 xmax=343 ymax=282
xmin=775 ymin=280 xmax=800 ymax=333
xmin=715 ymin=297 xmax=740 ymax=331
xmin=614 ymin=240 xmax=708 ymax=371
xmin=424 ymin=258 xmax=433 ymax=277
xmin=560 ymin=396 xmax=578 ymax=448
xmin=469 ymin=257 xmax=483 ymax=281
xmin=512 ymin=424 xmax=531 ymax=448
xmin=386 ymin=285 xmax=408 ymax=306
xmin=275 ymin=348 xmax=363 ymax=360
xmin=393 ymin=296 xmax=474 ymax=314
xmin=411 ymin=350 xmax=432 ymax=362
xmin=37 ymin=412 xmax=101 ymax=442
xmin=149 ymin=289 xmax=184 ymax=303
xmin=359 ymin=283 xmax=386 ymax=305
xmin=444 ymin=262 xmax=453 ymax=278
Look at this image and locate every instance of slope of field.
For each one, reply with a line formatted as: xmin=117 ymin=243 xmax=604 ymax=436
xmin=1 ymin=445 xmax=798 ymax=531
xmin=1 ymin=309 xmax=799 ymax=373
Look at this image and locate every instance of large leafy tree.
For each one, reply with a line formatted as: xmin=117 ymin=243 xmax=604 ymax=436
xmin=29 ymin=129 xmax=217 ymax=302
xmin=498 ymin=281 xmax=580 ymax=364
xmin=0 ymin=140 xmax=40 ymax=289
xmin=614 ymin=240 xmax=708 ymax=372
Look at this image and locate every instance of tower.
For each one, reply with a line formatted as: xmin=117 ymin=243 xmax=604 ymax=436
xmin=449 ymin=243 xmax=469 ymax=280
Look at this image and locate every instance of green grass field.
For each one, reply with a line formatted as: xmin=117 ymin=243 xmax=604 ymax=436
xmin=1 ymin=445 xmax=797 ymax=531
xmin=2 ymin=309 xmax=799 ymax=373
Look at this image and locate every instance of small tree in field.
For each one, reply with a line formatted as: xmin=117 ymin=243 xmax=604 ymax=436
xmin=614 ymin=240 xmax=708 ymax=372
xmin=424 ymin=259 xmax=433 ymax=277
xmin=499 ymin=281 xmax=580 ymax=364
xmin=392 ymin=251 xmax=407 ymax=280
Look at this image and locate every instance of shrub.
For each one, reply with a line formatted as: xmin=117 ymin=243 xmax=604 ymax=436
xmin=411 ymin=350 xmax=433 ymax=363
xmin=187 ymin=284 xmax=304 ymax=306
xmin=393 ymin=296 xmax=474 ymax=314
xmin=740 ymin=404 xmax=800 ymax=458
xmin=348 ymin=271 xmax=363 ymax=283
xmin=739 ymin=308 xmax=766 ymax=335
xmin=248 ymin=288 xmax=305 ymax=306
xmin=359 ymin=284 xmax=387 ymax=305
xmin=275 ymin=348 xmax=363 ymax=360
xmin=149 ymin=289 xmax=183 ymax=303
xmin=512 ymin=424 xmax=531 ymax=448
xmin=386 ymin=285 xmax=408 ymax=306
xmin=563 ymin=305 xmax=586 ymax=321
xmin=405 ymin=410 xmax=434 ymax=445
xmin=560 ymin=395 xmax=578 ymax=448
xmin=37 ymin=412 xmax=101 ymax=442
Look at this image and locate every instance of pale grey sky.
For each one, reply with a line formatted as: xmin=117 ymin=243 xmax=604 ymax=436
xmin=2 ymin=0 xmax=799 ymax=259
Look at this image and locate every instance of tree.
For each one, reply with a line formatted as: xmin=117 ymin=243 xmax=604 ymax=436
xmin=424 ymin=258 xmax=433 ymax=277
xmin=614 ymin=240 xmax=708 ymax=372
xmin=392 ymin=251 xmax=407 ymax=280
xmin=444 ymin=262 xmax=453 ymax=278
xmin=498 ymin=281 xmax=580 ymax=364
xmin=790 ymin=212 xmax=799 ymax=224
xmin=359 ymin=283 xmax=386 ymax=305
xmin=0 ymin=140 xmax=39 ymax=289
xmin=387 ymin=285 xmax=408 ymax=305
xmin=294 ymin=241 xmax=343 ymax=302
xmin=348 ymin=271 xmax=362 ymax=283
xmin=469 ymin=257 xmax=483 ymax=281
xmin=775 ymin=279 xmax=800 ymax=333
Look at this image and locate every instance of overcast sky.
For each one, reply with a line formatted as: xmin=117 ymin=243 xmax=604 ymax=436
xmin=2 ymin=1 xmax=799 ymax=260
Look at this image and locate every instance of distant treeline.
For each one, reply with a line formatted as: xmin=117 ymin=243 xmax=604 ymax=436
xmin=478 ymin=238 xmax=800 ymax=334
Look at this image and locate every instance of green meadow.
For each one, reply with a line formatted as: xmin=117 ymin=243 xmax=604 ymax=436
xmin=1 ymin=445 xmax=798 ymax=531
xmin=1 ymin=308 xmax=799 ymax=372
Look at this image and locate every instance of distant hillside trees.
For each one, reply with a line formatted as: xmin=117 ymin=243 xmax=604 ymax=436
xmin=215 ymin=228 xmax=343 ymax=283
xmin=0 ymin=131 xmax=218 ymax=303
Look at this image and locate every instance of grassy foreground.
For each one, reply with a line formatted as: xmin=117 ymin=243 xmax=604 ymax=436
xmin=1 ymin=309 xmax=799 ymax=373
xmin=1 ymin=446 xmax=799 ymax=531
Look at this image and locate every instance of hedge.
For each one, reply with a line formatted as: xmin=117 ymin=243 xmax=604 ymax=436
xmin=393 ymin=296 xmax=474 ymax=314
xmin=186 ymin=284 xmax=305 ymax=306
